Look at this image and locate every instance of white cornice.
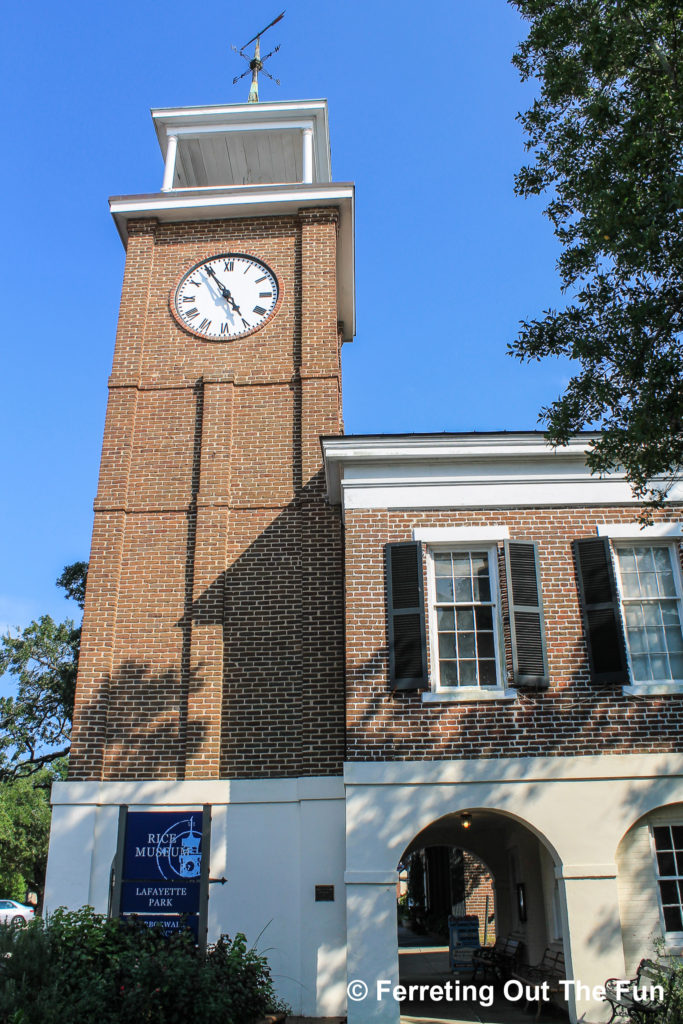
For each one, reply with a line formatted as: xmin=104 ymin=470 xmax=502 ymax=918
xmin=321 ymin=433 xmax=683 ymax=511
xmin=109 ymin=182 xmax=355 ymax=341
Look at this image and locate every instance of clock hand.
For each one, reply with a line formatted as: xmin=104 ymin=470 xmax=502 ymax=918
xmin=205 ymin=264 xmax=242 ymax=311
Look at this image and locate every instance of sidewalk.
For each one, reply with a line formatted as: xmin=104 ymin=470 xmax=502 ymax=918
xmin=399 ymin=945 xmax=564 ymax=1024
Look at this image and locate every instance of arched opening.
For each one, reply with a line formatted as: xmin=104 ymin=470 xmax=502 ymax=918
xmin=616 ymin=800 xmax=683 ymax=976
xmin=395 ymin=807 xmax=565 ymax=1021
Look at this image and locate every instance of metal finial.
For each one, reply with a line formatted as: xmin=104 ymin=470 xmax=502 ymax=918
xmin=232 ymin=11 xmax=285 ymax=103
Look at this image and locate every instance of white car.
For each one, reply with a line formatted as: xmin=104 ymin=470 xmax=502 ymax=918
xmin=0 ymin=900 xmax=35 ymax=926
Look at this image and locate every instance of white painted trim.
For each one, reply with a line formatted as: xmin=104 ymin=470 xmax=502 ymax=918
xmin=51 ymin=776 xmax=345 ymax=807
xmin=555 ymin=864 xmax=617 ymax=879
xmin=344 ymin=871 xmax=398 ymax=884
xmin=623 ymin=682 xmax=683 ymax=696
xmin=413 ymin=526 xmax=510 ymax=542
xmin=598 ymin=523 xmax=682 ymax=538
xmin=421 ymin=689 xmax=517 ymax=703
xmin=167 ymin=119 xmax=315 ymax=137
xmin=342 ymin=752 xmax=683 ymax=785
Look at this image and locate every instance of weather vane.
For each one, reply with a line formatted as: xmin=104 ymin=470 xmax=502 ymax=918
xmin=232 ymin=11 xmax=285 ymax=103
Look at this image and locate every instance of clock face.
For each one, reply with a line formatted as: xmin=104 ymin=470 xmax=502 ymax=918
xmin=171 ymin=253 xmax=280 ymax=340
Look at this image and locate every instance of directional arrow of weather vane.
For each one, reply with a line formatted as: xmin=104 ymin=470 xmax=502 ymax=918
xmin=232 ymin=10 xmax=285 ymax=103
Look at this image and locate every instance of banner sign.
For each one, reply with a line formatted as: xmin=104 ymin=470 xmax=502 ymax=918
xmin=119 ymin=810 xmax=205 ymax=935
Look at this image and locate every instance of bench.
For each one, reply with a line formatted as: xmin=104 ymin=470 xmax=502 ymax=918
xmin=472 ymin=935 xmax=522 ymax=981
xmin=604 ymin=958 xmax=675 ymax=1024
xmin=511 ymin=946 xmax=565 ymax=1017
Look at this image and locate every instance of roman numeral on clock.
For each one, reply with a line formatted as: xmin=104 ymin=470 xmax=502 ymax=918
xmin=224 ymin=261 xmax=234 ymax=272
xmin=241 ymin=318 xmax=250 ymax=330
xmin=199 ymin=318 xmax=211 ymax=332
xmin=182 ymin=296 xmax=195 ymax=303
xmin=253 ymin=306 xmax=266 ymax=316
xmin=220 ymin=323 xmax=231 ymax=335
xmin=186 ymin=308 xmax=199 ymax=319
xmin=259 ymin=292 xmax=272 ymax=298
xmin=255 ymin=276 xmax=267 ymax=283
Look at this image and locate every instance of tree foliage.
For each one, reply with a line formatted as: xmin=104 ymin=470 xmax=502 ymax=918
xmin=510 ymin=0 xmax=683 ymax=502
xmin=0 ymin=765 xmax=66 ymax=899
xmin=0 ymin=562 xmax=87 ymax=782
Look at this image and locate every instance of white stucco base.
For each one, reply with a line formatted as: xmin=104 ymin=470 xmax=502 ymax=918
xmin=45 ymin=754 xmax=683 ymax=1023
xmin=343 ymin=753 xmax=683 ymax=1024
xmin=44 ymin=776 xmax=347 ymax=1018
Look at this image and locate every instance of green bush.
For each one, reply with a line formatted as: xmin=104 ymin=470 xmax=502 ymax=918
xmin=0 ymin=906 xmax=284 ymax=1024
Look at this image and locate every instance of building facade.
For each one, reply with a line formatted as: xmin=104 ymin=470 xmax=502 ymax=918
xmin=44 ymin=99 xmax=683 ymax=1024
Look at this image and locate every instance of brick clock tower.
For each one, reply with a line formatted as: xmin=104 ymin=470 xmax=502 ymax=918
xmin=45 ymin=100 xmax=354 ymax=1016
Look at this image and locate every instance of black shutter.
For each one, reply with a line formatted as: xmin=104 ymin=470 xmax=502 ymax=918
xmin=504 ymin=540 xmax=549 ymax=690
xmin=573 ymin=538 xmax=628 ymax=684
xmin=386 ymin=542 xmax=428 ymax=690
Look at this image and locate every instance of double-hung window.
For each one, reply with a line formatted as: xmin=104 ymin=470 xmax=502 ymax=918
xmin=385 ymin=530 xmax=548 ymax=695
xmin=430 ymin=547 xmax=501 ymax=690
xmin=613 ymin=544 xmax=683 ymax=685
xmin=652 ymin=824 xmax=683 ymax=936
xmin=574 ymin=527 xmax=683 ymax=691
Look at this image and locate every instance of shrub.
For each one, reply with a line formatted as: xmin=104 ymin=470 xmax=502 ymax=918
xmin=0 ymin=907 xmax=283 ymax=1024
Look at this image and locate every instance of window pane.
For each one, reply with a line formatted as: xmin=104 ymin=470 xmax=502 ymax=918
xmin=650 ymin=654 xmax=669 ymax=680
xmin=671 ymin=826 xmax=683 ymax=848
xmin=436 ymin=577 xmax=454 ymax=602
xmin=457 ymin=608 xmax=474 ymax=631
xmin=478 ymin=633 xmax=495 ymax=659
xmin=645 ymin=625 xmax=666 ymax=651
xmin=439 ymin=633 xmax=456 ymax=658
xmin=458 ymin=633 xmax=475 ymax=658
xmin=658 ymin=572 xmax=676 ymax=598
xmin=621 ymin=573 xmax=640 ymax=599
xmin=437 ymin=607 xmax=455 ymax=631
xmin=663 ymin=905 xmax=683 ymax=932
xmin=474 ymin=576 xmax=491 ymax=601
xmin=660 ymin=880 xmax=679 ymax=904
xmin=654 ymin=826 xmax=672 ymax=850
xmin=453 ymin=553 xmax=470 ymax=576
xmin=670 ymin=654 xmax=683 ymax=679
xmin=642 ymin=605 xmax=660 ymax=626
xmin=632 ymin=655 xmax=651 ymax=681
xmin=653 ymin=548 xmax=673 ymax=572
xmin=455 ymin=577 xmax=473 ymax=601
xmin=619 ymin=548 xmax=637 ymax=571
xmin=663 ymin=605 xmax=683 ymax=626
xmin=479 ymin=660 xmax=496 ymax=686
xmin=475 ymin=606 xmax=493 ymax=631
xmin=658 ymin=851 xmax=676 ymax=875
xmin=641 ymin=574 xmax=659 ymax=598
xmin=636 ymin=548 xmax=655 ymax=572
xmin=459 ymin=661 xmax=476 ymax=685
xmin=676 ymin=851 xmax=683 ymax=875
xmin=471 ymin=552 xmax=489 ymax=575
xmin=434 ymin=553 xmax=452 ymax=575
xmin=440 ymin=661 xmax=459 ymax=687
xmin=627 ymin=627 xmax=646 ymax=654
xmin=625 ymin=605 xmax=644 ymax=628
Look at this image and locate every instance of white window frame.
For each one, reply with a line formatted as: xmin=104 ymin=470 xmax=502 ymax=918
xmin=649 ymin=822 xmax=683 ymax=944
xmin=607 ymin=532 xmax=683 ymax=695
xmin=423 ymin=540 xmax=511 ymax=702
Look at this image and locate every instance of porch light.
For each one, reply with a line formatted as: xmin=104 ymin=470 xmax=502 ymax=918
xmin=460 ymin=813 xmax=472 ymax=829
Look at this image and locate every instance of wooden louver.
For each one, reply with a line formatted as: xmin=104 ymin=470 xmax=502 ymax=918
xmin=385 ymin=541 xmax=428 ymax=690
xmin=504 ymin=540 xmax=549 ymax=689
xmin=573 ymin=537 xmax=628 ymax=684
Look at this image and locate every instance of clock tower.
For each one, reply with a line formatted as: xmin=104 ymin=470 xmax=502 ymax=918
xmin=45 ymin=100 xmax=354 ymax=1015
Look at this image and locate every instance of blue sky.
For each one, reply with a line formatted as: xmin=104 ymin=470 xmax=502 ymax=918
xmin=0 ymin=0 xmax=567 ymax=639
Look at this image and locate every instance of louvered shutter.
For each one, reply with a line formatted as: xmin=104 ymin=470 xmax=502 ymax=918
xmin=573 ymin=538 xmax=628 ymax=684
xmin=504 ymin=540 xmax=549 ymax=690
xmin=385 ymin=542 xmax=428 ymax=690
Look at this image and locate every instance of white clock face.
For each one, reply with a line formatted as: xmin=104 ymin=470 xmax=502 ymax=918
xmin=172 ymin=253 xmax=280 ymax=340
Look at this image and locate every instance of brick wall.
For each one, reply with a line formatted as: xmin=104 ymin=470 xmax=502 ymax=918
xmin=69 ymin=210 xmax=345 ymax=781
xmin=345 ymin=506 xmax=683 ymax=761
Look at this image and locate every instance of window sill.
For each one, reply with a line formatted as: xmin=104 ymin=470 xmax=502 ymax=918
xmin=623 ymin=682 xmax=683 ymax=697
xmin=422 ymin=688 xmax=517 ymax=704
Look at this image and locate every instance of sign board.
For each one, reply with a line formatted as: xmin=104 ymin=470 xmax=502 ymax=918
xmin=114 ymin=809 xmax=208 ymax=942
